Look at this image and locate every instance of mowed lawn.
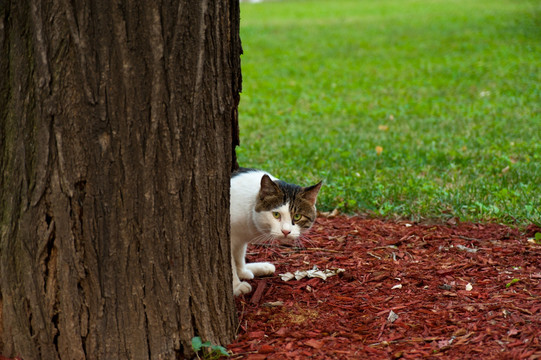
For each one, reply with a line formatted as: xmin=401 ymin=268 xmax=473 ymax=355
xmin=237 ymin=0 xmax=541 ymax=225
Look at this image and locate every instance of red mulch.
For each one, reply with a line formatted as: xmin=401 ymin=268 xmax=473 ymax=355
xmin=229 ymin=215 xmax=541 ymax=359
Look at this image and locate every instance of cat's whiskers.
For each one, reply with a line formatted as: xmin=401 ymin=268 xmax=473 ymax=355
xmin=250 ymin=233 xmax=278 ymax=247
xmin=296 ymin=234 xmax=317 ymax=249
xmin=297 ymin=239 xmax=307 ymax=249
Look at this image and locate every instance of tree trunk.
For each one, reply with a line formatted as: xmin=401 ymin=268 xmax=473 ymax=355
xmin=0 ymin=0 xmax=241 ymax=358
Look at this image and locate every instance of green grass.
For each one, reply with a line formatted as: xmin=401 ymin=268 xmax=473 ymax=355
xmin=237 ymin=0 xmax=541 ymax=225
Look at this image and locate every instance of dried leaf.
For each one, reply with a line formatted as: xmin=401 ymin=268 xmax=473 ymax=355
xmin=280 ymin=272 xmax=295 ymax=281
xmin=262 ymin=301 xmax=284 ymax=307
xmin=318 ymin=208 xmax=340 ymax=218
xmin=387 ymin=310 xmax=399 ymax=323
xmin=456 ymin=244 xmax=478 ymax=253
xmin=279 ymin=266 xmax=345 ymax=282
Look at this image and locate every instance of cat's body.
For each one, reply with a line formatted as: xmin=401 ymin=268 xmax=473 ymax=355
xmin=230 ymin=168 xmax=321 ymax=295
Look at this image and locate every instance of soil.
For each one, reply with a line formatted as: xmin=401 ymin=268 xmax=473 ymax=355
xmin=229 ymin=215 xmax=541 ymax=359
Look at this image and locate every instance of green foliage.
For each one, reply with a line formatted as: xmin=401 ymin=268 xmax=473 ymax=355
xmin=238 ymin=0 xmax=541 ymax=225
xmin=505 ymin=278 xmax=520 ymax=288
xmin=191 ymin=337 xmax=229 ymax=359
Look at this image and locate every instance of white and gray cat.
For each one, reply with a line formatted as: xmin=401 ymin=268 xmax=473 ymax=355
xmin=230 ymin=168 xmax=322 ymax=296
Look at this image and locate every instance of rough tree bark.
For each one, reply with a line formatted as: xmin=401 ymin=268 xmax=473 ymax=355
xmin=0 ymin=0 xmax=241 ymax=359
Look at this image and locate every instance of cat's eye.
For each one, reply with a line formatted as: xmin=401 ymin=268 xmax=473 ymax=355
xmin=272 ymin=212 xmax=281 ymax=220
xmin=293 ymin=214 xmax=302 ymax=221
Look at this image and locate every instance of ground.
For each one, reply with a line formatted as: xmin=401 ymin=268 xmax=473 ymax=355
xmin=229 ymin=215 xmax=541 ymax=359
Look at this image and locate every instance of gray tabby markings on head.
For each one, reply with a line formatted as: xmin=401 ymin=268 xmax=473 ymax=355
xmin=256 ymin=174 xmax=322 ymax=226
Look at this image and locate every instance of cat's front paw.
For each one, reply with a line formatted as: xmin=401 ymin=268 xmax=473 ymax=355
xmin=245 ymin=262 xmax=275 ymax=277
xmin=237 ymin=268 xmax=254 ymax=280
xmin=233 ymin=281 xmax=252 ymax=296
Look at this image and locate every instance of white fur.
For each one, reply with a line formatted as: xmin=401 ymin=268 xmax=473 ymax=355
xmin=230 ymin=170 xmax=302 ymax=295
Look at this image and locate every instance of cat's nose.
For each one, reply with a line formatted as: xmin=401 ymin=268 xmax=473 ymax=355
xmin=281 ymin=229 xmax=291 ymax=237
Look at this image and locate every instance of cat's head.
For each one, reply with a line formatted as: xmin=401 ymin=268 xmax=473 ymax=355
xmin=253 ymin=174 xmax=322 ymax=242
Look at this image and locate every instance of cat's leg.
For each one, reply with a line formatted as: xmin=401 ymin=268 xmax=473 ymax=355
xmin=233 ymin=242 xmax=255 ymax=280
xmin=234 ymin=281 xmax=251 ymax=296
xmin=231 ymin=246 xmax=252 ymax=295
xmin=245 ymin=262 xmax=276 ymax=277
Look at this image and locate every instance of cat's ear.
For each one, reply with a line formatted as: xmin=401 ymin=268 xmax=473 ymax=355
xmin=302 ymin=181 xmax=322 ymax=206
xmin=259 ymin=174 xmax=281 ymax=200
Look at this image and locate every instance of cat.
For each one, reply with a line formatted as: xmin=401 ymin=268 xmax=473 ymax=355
xmin=230 ymin=168 xmax=322 ymax=296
